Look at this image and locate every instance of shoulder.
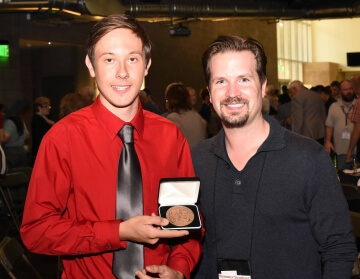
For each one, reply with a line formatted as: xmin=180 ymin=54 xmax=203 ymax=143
xmin=192 ymin=136 xmax=217 ymax=157
xmin=46 ymin=107 xmax=93 ymax=136
xmin=284 ymin=129 xmax=324 ymax=154
xmin=143 ymin=110 xmax=184 ymax=136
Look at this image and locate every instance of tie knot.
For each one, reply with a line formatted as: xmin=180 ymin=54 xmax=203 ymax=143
xmin=119 ymin=125 xmax=134 ymax=144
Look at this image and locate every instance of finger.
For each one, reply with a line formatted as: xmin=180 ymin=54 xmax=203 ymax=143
xmin=135 ymin=270 xmax=147 ymax=278
xmin=146 ymin=215 xmax=169 ymax=226
xmin=145 ymin=265 xmax=167 ymax=275
xmin=155 ymin=229 xmax=189 ymax=238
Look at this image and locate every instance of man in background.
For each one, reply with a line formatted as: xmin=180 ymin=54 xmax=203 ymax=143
xmin=78 ymin=86 xmax=95 ymax=105
xmin=289 ymin=80 xmax=326 ymax=144
xmin=324 ymin=79 xmax=356 ymax=169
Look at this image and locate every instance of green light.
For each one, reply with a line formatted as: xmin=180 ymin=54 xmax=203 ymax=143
xmin=278 ymin=65 xmax=284 ymax=71
xmin=0 ymin=44 xmax=9 ymax=58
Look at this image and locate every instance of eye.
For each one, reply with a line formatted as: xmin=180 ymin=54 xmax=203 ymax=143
xmin=215 ymin=79 xmax=226 ymax=85
xmin=105 ymin=58 xmax=114 ymax=63
xmin=239 ymin=77 xmax=249 ymax=83
xmin=129 ymin=57 xmax=138 ymax=63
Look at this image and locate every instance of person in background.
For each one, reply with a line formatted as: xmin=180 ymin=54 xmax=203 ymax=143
xmin=31 ymin=96 xmax=54 ymax=161
xmin=264 ymin=84 xmax=278 ymax=117
xmin=316 ymin=84 xmax=336 ymax=116
xmin=352 ymin=73 xmax=360 ymax=97
xmin=166 ymin=82 xmax=207 ymax=148
xmin=289 ymin=80 xmax=326 ymax=145
xmin=199 ymin=87 xmax=221 ymax=137
xmin=3 ymin=96 xmax=31 ymax=168
xmin=58 ymin=93 xmax=88 ymax=119
xmin=199 ymin=87 xmax=212 ymax=124
xmin=78 ymin=86 xmax=95 ymax=105
xmin=138 ymin=89 xmax=162 ymax=115
xmin=187 ymin=86 xmax=198 ymax=110
xmin=20 ymin=14 xmax=203 ymax=279
xmin=143 ymin=87 xmax=165 ymax=114
xmin=330 ymin=80 xmax=341 ymax=100
xmin=191 ymin=35 xmax=356 ymax=278
xmin=324 ymin=79 xmax=356 ymax=170
xmin=345 ymin=74 xmax=360 ymax=163
xmin=277 ymin=90 xmax=292 ymax=130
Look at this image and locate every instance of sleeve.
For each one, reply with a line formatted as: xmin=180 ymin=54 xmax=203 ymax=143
xmin=350 ymin=98 xmax=360 ymax=123
xmin=325 ymin=105 xmax=335 ymax=128
xmin=291 ymin=95 xmax=303 ymax=134
xmin=4 ymin=119 xmax=16 ymax=139
xmin=166 ymin=132 xmax=205 ymax=279
xmin=20 ymin=129 xmax=124 ymax=256
xmin=308 ymin=149 xmax=357 ymax=278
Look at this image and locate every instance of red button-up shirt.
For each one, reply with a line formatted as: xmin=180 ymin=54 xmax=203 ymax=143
xmin=20 ymin=97 xmax=203 ymax=278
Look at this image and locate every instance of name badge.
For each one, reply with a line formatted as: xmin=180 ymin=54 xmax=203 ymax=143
xmin=219 ymin=272 xmax=251 ymax=279
xmin=342 ymin=129 xmax=351 ymax=140
xmin=217 ymin=259 xmax=251 ymax=279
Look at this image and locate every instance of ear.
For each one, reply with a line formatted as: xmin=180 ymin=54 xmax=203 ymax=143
xmin=144 ymin=58 xmax=152 ymax=77
xmin=208 ymin=86 xmax=212 ymax=104
xmin=261 ymin=79 xmax=267 ymax=98
xmin=85 ymin=55 xmax=96 ymax=78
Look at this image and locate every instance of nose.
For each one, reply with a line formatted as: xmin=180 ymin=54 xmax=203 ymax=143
xmin=225 ymin=81 xmax=241 ymax=98
xmin=116 ymin=62 xmax=129 ymax=79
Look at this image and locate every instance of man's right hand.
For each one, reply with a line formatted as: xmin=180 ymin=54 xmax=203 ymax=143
xmin=119 ymin=213 xmax=189 ymax=245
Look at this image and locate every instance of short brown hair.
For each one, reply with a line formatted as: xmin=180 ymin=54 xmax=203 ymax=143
xmin=202 ymin=35 xmax=267 ymax=87
xmin=86 ymin=14 xmax=152 ymax=67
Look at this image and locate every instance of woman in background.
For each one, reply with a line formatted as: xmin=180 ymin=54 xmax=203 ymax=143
xmin=166 ymin=82 xmax=207 ymax=148
xmin=3 ymin=96 xmax=31 ymax=168
xmin=31 ymin=97 xmax=54 ymax=162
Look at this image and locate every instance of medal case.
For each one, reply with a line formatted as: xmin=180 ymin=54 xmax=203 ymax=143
xmin=158 ymin=177 xmax=202 ymax=231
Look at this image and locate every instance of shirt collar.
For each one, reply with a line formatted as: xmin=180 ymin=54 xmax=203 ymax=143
xmin=91 ymin=96 xmax=145 ymax=140
xmin=211 ymin=114 xmax=286 ymax=160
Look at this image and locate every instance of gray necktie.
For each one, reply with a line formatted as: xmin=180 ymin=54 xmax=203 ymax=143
xmin=112 ymin=124 xmax=144 ymax=278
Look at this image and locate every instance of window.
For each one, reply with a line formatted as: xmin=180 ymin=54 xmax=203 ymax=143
xmin=277 ymin=20 xmax=312 ymax=84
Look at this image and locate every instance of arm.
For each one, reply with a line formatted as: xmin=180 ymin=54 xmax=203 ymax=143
xmin=20 ymin=134 xmax=125 ymax=256
xmin=346 ymin=122 xmax=360 ymax=163
xmin=309 ymin=149 xmax=357 ymax=278
xmin=291 ymin=96 xmax=303 ymax=134
xmin=324 ymin=126 xmax=334 ymax=154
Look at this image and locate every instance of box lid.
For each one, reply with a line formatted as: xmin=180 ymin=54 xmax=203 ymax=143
xmin=158 ymin=177 xmax=200 ymax=205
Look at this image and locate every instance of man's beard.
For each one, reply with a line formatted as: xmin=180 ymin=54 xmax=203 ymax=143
xmin=342 ymin=93 xmax=355 ymax=102
xmin=219 ymin=96 xmax=250 ymax=128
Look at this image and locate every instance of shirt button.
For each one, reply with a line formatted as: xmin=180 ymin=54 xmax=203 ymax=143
xmin=235 ymin=179 xmax=241 ymax=186
xmin=107 ymin=244 xmax=112 ymax=249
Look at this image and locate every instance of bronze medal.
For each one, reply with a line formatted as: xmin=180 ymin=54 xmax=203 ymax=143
xmin=166 ymin=205 xmax=194 ymax=227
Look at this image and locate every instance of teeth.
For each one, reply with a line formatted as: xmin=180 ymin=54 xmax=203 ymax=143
xmin=227 ymin=103 xmax=244 ymax=108
xmin=112 ymin=85 xmax=129 ymax=90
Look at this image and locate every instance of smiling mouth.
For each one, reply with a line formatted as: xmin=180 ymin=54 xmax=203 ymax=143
xmin=226 ymin=103 xmax=245 ymax=108
xmin=111 ymin=85 xmax=130 ymax=91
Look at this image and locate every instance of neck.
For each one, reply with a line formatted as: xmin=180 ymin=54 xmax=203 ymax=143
xmin=342 ymin=99 xmax=353 ymax=106
xmin=223 ymin=115 xmax=270 ymax=170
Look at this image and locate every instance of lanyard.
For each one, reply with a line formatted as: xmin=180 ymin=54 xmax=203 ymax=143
xmin=341 ymin=104 xmax=354 ymax=126
xmin=213 ymin=152 xmax=267 ymax=261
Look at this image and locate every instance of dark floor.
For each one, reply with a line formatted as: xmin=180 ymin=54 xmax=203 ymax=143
xmin=0 ymin=215 xmax=58 ymax=279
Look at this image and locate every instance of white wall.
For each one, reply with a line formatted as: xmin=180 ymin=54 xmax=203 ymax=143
xmin=312 ymin=18 xmax=360 ymax=73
